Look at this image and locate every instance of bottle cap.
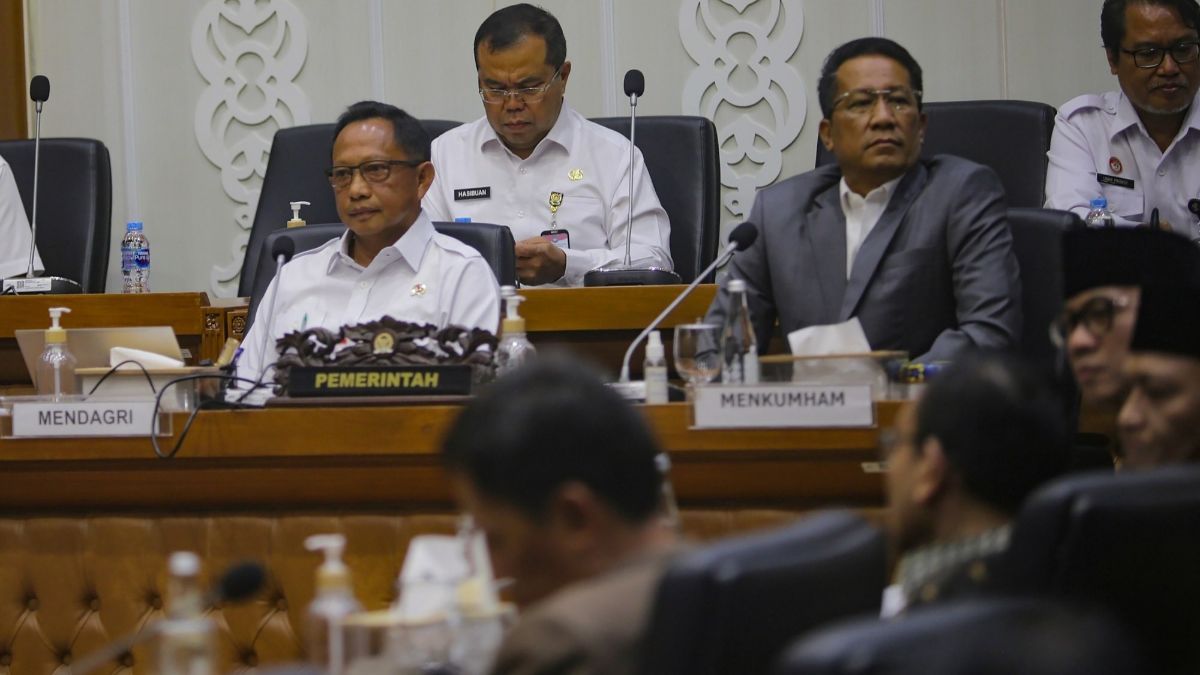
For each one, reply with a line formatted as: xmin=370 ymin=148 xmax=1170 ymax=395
xmin=454 ymin=217 xmax=472 ymax=223
xmin=169 ymin=551 xmax=201 ymax=577
xmin=500 ymin=285 xmax=527 ymax=332
xmin=46 ymin=306 xmax=70 ymax=344
xmin=1090 ymin=197 xmax=1108 ymax=209
xmin=728 ymin=278 xmax=747 ymax=292
xmin=126 ymin=221 xmax=143 ymax=231
xmin=306 ymin=534 xmax=352 ymax=592
xmin=646 ymin=330 xmax=664 ymax=360
xmin=288 ymin=201 xmax=311 ymax=228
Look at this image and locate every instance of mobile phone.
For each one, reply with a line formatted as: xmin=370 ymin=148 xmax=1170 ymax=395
xmin=541 ymin=229 xmax=570 ymax=249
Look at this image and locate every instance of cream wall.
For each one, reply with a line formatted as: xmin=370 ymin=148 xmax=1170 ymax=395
xmin=25 ymin=0 xmax=1116 ymax=295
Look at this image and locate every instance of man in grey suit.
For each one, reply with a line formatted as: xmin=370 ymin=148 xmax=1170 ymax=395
xmin=706 ymin=38 xmax=1021 ymax=362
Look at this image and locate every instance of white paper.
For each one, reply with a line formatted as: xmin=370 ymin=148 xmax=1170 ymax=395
xmin=788 ymin=318 xmax=871 ymax=356
xmin=109 ymin=346 xmax=184 ymax=369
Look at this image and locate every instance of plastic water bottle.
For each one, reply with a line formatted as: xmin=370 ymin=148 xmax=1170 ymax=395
xmin=157 ymin=552 xmax=215 ymax=675
xmin=1084 ymin=197 xmax=1115 ymax=228
xmin=121 ymin=220 xmax=150 ymax=293
xmin=720 ymin=278 xmax=759 ymax=384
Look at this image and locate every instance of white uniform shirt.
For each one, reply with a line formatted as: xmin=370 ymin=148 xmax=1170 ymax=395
xmin=840 ymin=176 xmax=902 ymax=278
xmin=423 ymin=105 xmax=673 ymax=286
xmin=236 ymin=212 xmax=500 ymax=385
xmin=1045 ymin=89 xmax=1200 ymax=238
xmin=0 ymin=155 xmax=44 ymax=279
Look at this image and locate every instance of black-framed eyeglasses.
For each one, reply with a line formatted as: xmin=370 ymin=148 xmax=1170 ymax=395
xmin=1120 ymin=40 xmax=1200 ymax=68
xmin=1049 ymin=294 xmax=1133 ymax=347
xmin=832 ymin=87 xmax=923 ymax=116
xmin=324 ymin=159 xmax=423 ymax=189
xmin=478 ymin=67 xmax=562 ymax=105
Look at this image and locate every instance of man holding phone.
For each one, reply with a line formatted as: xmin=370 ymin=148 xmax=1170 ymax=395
xmin=423 ymin=4 xmax=674 ymax=286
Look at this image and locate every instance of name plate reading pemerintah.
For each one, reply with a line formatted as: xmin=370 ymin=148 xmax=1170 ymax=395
xmin=693 ymin=384 xmax=874 ymax=429
xmin=286 ymin=365 xmax=472 ymax=397
xmin=10 ymin=400 xmax=159 ymax=437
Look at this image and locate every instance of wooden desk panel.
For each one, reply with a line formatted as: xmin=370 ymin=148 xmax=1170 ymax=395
xmin=0 ymin=292 xmax=224 ymax=384
xmin=0 ymin=400 xmax=898 ymax=513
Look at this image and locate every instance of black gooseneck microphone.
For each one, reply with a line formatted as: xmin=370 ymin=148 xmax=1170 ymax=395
xmin=2 ymin=75 xmax=83 ymax=295
xmin=254 ymin=237 xmax=297 ymax=384
xmin=584 ymin=69 xmax=682 ymax=287
xmin=617 ymin=222 xmax=758 ymax=383
xmin=68 ymin=560 xmax=268 ymax=675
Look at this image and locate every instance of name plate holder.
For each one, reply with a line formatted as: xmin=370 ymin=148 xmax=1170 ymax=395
xmin=691 ymin=383 xmax=874 ymax=429
xmin=286 ymin=365 xmax=472 ymax=398
xmin=0 ymin=398 xmax=174 ymax=439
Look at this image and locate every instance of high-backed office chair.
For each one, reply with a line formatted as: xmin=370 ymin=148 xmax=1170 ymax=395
xmin=999 ymin=465 xmax=1200 ymax=674
xmin=1006 ymin=207 xmax=1081 ymax=369
xmin=0 ymin=138 xmax=112 ymax=292
xmin=245 ymin=221 xmax=515 ymax=329
xmin=592 ymin=116 xmax=721 ymax=283
xmin=238 ymin=120 xmax=462 ymax=296
xmin=636 ymin=511 xmax=886 ymax=675
xmin=815 ymin=100 xmax=1056 ymax=208
xmin=774 ymin=598 xmax=1147 ymax=675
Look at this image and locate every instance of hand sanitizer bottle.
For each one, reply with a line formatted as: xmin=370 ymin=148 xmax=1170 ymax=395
xmin=497 ymin=285 xmax=537 ymax=375
xmin=157 ymin=552 xmax=216 ymax=675
xmin=644 ymin=330 xmax=669 ymax=404
xmin=37 ymin=306 xmax=78 ymax=400
xmin=305 ymin=534 xmax=362 ymax=675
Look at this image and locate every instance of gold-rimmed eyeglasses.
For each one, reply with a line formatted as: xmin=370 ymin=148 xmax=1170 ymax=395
xmin=324 ymin=159 xmax=423 ymax=189
xmin=479 ymin=67 xmax=563 ymax=105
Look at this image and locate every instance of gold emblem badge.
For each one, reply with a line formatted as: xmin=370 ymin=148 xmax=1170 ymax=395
xmin=568 ymin=168 xmax=584 ymax=181
xmin=372 ymin=331 xmax=396 ymax=355
xmin=548 ymin=191 xmax=564 ymax=214
xmin=410 ymin=282 xmax=427 ymax=297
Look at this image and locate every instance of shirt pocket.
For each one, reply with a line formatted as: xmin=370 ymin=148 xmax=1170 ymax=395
xmin=1102 ymin=185 xmax=1145 ymax=222
xmin=551 ymin=194 xmax=606 ymax=248
xmin=271 ymin=303 xmax=326 ymax=339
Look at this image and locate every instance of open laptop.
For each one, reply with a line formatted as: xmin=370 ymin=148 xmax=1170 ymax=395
xmin=14 ymin=326 xmax=184 ymax=387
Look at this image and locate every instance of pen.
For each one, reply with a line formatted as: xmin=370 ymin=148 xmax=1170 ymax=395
xmin=1151 ymin=207 xmax=1160 ymax=230
xmin=301 ymin=313 xmax=308 ymax=330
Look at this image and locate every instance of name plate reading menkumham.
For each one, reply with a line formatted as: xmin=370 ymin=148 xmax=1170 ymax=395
xmin=692 ymin=384 xmax=874 ymax=429
xmin=10 ymin=401 xmax=159 ymax=438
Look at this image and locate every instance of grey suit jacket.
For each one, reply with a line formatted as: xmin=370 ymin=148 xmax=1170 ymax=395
xmin=706 ymin=155 xmax=1021 ymax=362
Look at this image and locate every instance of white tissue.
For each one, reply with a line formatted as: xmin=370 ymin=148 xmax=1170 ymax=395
xmin=109 ymin=347 xmax=184 ymax=370
xmin=788 ymin=318 xmax=871 ymax=356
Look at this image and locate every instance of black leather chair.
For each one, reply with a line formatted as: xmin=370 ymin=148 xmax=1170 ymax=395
xmin=998 ymin=465 xmax=1200 ymax=674
xmin=815 ymin=100 xmax=1056 ymax=208
xmin=636 ymin=511 xmax=886 ymax=675
xmin=0 ymin=138 xmax=112 ymax=292
xmin=592 ymin=116 xmax=721 ymax=283
xmin=237 ymin=120 xmax=462 ymax=297
xmin=1006 ymin=207 xmax=1082 ymax=370
xmin=245 ymin=220 xmax=515 ymax=330
xmin=774 ymin=598 xmax=1147 ymax=674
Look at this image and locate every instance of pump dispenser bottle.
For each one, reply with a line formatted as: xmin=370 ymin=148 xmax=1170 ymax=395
xmin=305 ymin=534 xmax=362 ymax=675
xmin=287 ymin=200 xmax=311 ymax=228
xmin=644 ymin=330 xmax=668 ymax=404
xmin=497 ymin=285 xmax=536 ymax=375
xmin=157 ymin=551 xmax=216 ymax=675
xmin=37 ymin=307 xmax=78 ymax=400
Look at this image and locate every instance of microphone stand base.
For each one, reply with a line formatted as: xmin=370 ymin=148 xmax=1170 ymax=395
xmin=1 ymin=276 xmax=84 ymax=295
xmin=583 ymin=267 xmax=682 ymax=287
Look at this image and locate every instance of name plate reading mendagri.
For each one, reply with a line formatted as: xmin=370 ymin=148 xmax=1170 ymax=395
xmin=10 ymin=400 xmax=159 ymax=437
xmin=286 ymin=365 xmax=472 ymax=397
xmin=693 ymin=384 xmax=874 ymax=429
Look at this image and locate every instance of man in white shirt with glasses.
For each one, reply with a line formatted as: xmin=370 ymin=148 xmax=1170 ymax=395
xmin=423 ymin=3 xmax=673 ymax=287
xmin=1045 ymin=0 xmax=1200 ymax=238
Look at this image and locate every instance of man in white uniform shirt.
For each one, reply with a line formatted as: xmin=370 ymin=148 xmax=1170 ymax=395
xmin=0 ymin=154 xmax=44 ymax=279
xmin=423 ymin=3 xmax=673 ymax=287
xmin=1045 ymin=0 xmax=1200 ymax=237
xmin=236 ymin=101 xmax=500 ymax=386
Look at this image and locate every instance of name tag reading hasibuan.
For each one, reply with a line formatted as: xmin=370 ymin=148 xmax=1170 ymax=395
xmin=10 ymin=400 xmax=159 ymax=437
xmin=286 ymin=365 xmax=472 ymax=397
xmin=692 ymin=384 xmax=874 ymax=429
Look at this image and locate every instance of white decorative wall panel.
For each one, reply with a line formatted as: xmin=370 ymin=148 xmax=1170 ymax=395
xmin=192 ymin=0 xmax=311 ymax=297
xmin=680 ymin=0 xmax=806 ymax=223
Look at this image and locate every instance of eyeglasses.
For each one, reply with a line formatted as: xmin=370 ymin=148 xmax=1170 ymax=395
xmin=832 ymin=87 xmax=922 ymax=116
xmin=1049 ymin=294 xmax=1133 ymax=347
xmin=324 ymin=159 xmax=423 ymax=189
xmin=478 ymin=67 xmax=562 ymax=105
xmin=1120 ymin=40 xmax=1200 ymax=68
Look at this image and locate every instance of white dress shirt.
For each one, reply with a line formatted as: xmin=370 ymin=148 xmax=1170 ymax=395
xmin=1045 ymin=89 xmax=1200 ymax=238
xmin=423 ymin=104 xmax=673 ymax=286
xmin=0 ymin=155 xmax=44 ymax=279
xmin=236 ymin=212 xmax=500 ymax=385
xmin=840 ymin=176 xmax=902 ymax=278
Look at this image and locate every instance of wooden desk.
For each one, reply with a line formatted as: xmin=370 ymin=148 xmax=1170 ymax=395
xmin=0 ymin=292 xmax=229 ymax=385
xmin=0 ymin=400 xmax=898 ymax=513
xmin=522 ymin=284 xmax=718 ymax=377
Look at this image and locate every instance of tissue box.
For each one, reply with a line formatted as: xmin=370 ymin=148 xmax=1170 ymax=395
xmin=78 ymin=367 xmax=219 ymax=412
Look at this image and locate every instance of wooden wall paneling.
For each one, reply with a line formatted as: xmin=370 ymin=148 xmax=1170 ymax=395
xmin=0 ymin=0 xmax=27 ymax=140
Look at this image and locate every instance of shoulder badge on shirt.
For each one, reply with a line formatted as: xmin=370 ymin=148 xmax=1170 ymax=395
xmin=411 ymin=282 xmax=427 ymax=297
xmin=568 ymin=168 xmax=584 ymax=181
xmin=454 ymin=186 xmax=491 ymax=201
